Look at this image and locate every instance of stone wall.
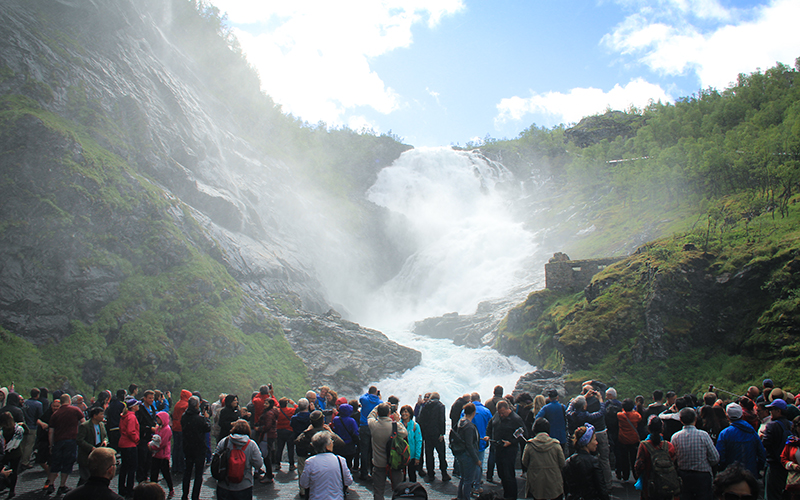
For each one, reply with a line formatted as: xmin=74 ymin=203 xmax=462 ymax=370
xmin=544 ymin=253 xmax=623 ymax=291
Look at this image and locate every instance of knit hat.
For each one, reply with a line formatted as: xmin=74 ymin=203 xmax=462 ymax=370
xmin=336 ymin=396 xmax=348 ymax=406
xmin=125 ymin=397 xmax=141 ymax=409
xmin=725 ymin=403 xmax=743 ymax=420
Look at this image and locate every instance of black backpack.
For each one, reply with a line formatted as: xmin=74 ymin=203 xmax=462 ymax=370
xmin=643 ymin=440 xmax=681 ymax=499
xmin=449 ymin=428 xmax=466 ymax=454
xmin=392 ymin=481 xmax=428 ymax=499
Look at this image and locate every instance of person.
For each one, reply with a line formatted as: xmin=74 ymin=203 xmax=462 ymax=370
xmin=449 ymin=393 xmax=470 ymax=478
xmin=295 ymin=410 xmax=345 ymax=497
xmin=763 ymin=398 xmax=792 ymax=500
xmin=358 ymin=386 xmax=383 ymax=481
xmin=617 ymin=398 xmax=643 ymax=481
xmin=564 ymin=424 xmax=609 ymax=500
xmin=571 ymin=388 xmax=611 ymax=490
xmin=635 ymin=415 xmax=677 ymax=500
xmin=699 ymin=392 xmax=729 ymax=444
xmin=300 ymin=430 xmax=353 ymax=500
xmin=604 ymin=388 xmax=623 ymax=477
xmin=76 ymin=407 xmax=108 ymax=486
xmin=672 ymin=407 xmax=719 ymax=500
xmin=37 ymin=397 xmax=61 ymax=487
xmin=47 ymin=393 xmax=86 ymax=495
xmin=484 ymin=399 xmax=525 ymax=500
xmin=106 ymin=389 xmax=126 ymax=452
xmin=255 ymin=397 xmax=277 ymax=484
xmin=467 ymin=392 xmax=492 ymax=491
xmin=399 ymin=405 xmax=422 ymax=482
xmin=275 ymin=397 xmax=296 ymax=472
xmin=119 ymin=398 xmax=141 ymax=497
xmin=21 ymin=388 xmax=44 ymax=469
xmin=170 ymin=390 xmax=191 ymax=474
xmin=535 ymin=389 xmax=568 ymax=452
xmin=712 ymin=463 xmax=759 ymax=500
xmin=484 ymin=385 xmax=504 ymax=482
xmin=332 ymin=402 xmax=359 ymax=470
xmin=154 ymin=391 xmax=170 ymax=413
xmin=218 ymin=394 xmax=242 ymax=442
xmin=210 ymin=393 xmax=225 ymax=443
xmin=417 ymin=391 xmax=449 ymax=482
xmin=522 ymin=417 xmax=565 ymax=500
xmin=181 ymin=396 xmax=210 ymax=500
xmin=63 ymin=447 xmax=124 ymax=500
xmin=643 ymin=391 xmax=666 ymax=423
xmin=454 ymin=402 xmax=481 ymax=500
xmin=133 ymin=482 xmax=166 ymax=500
xmin=136 ymin=390 xmax=158 ymax=482
xmin=149 ymin=411 xmax=174 ymax=498
xmin=369 ymin=403 xmax=407 ymax=500
xmin=214 ymin=419 xmax=263 ymax=500
xmin=781 ymin=416 xmax=800 ymax=500
xmin=715 ymin=402 xmax=765 ymax=477
xmin=0 ymin=412 xmax=23 ymax=499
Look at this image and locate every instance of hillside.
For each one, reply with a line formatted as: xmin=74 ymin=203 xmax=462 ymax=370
xmin=0 ymin=0 xmax=419 ymax=398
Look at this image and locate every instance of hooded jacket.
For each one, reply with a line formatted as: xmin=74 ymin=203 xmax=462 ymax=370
xmin=332 ymin=404 xmax=359 ymax=446
xmin=119 ymin=410 xmax=139 ymax=449
xmin=456 ymin=416 xmax=480 ymax=466
xmin=218 ymin=395 xmax=241 ymax=441
xmin=181 ymin=406 xmax=210 ymax=460
xmin=716 ymin=419 xmax=766 ymax=476
xmin=522 ymin=432 xmax=566 ymax=500
xmin=152 ymin=411 xmax=172 ymax=460
xmin=358 ymin=393 xmax=382 ymax=426
xmin=171 ymin=390 xmax=192 ymax=433
xmin=215 ymin=433 xmax=264 ymax=492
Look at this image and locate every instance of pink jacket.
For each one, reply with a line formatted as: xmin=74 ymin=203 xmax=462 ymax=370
xmin=153 ymin=411 xmax=172 ymax=459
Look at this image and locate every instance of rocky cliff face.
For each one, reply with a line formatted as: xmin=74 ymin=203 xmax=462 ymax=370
xmin=0 ymin=0 xmax=418 ymax=395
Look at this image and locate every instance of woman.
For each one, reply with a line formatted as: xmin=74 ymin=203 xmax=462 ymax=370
xmin=533 ymin=394 xmax=547 ymax=420
xmin=332 ymin=403 xmax=359 ymax=470
xmin=181 ymin=396 xmax=210 ymax=500
xmin=522 ymin=417 xmax=565 ymax=500
xmin=0 ymin=411 xmax=24 ymax=498
xmin=617 ymin=398 xmax=643 ymax=481
xmin=635 ymin=415 xmax=677 ymax=500
xmin=119 ymin=398 xmax=141 ymax=497
xmin=274 ymin=398 xmax=296 ymax=472
xmin=348 ymin=399 xmax=361 ymax=472
xmin=781 ymin=416 xmax=800 ymax=500
xmin=215 ymin=419 xmax=263 ymax=500
xmin=454 ymin=402 xmax=481 ymax=500
xmin=255 ymin=398 xmax=277 ymax=484
xmin=399 ymin=405 xmax=422 ymax=482
xmin=564 ymin=424 xmax=609 ymax=500
xmin=218 ymin=395 xmax=241 ymax=442
xmin=149 ymin=411 xmax=174 ymax=498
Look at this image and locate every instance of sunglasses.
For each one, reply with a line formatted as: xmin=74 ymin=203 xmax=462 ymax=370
xmin=723 ymin=492 xmax=755 ymax=500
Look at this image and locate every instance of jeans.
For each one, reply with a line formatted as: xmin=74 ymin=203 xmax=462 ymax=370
xmin=678 ymin=469 xmax=713 ymax=500
xmin=182 ymin=455 xmax=205 ymax=500
xmin=457 ymin=454 xmax=480 ymax=499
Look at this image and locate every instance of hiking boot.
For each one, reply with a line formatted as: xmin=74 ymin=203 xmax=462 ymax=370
xmin=441 ymin=472 xmax=451 ymax=481
xmin=57 ymin=486 xmax=70 ymax=495
xmin=43 ymin=484 xmax=54 ymax=495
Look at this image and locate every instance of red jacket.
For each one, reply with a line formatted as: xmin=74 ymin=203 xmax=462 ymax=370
xmin=119 ymin=411 xmax=140 ymax=448
xmin=618 ymin=410 xmax=642 ymax=445
xmin=171 ymin=390 xmax=192 ymax=432
xmin=276 ymin=406 xmax=295 ymax=431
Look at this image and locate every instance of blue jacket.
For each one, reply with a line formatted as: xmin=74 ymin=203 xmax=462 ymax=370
xmin=716 ymin=419 xmax=766 ymax=476
xmin=536 ymin=400 xmax=568 ymax=445
xmin=359 ymin=393 xmax=382 ymax=427
xmin=468 ymin=401 xmax=492 ymax=451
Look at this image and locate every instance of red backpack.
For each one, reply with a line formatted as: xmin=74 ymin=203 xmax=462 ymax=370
xmin=227 ymin=440 xmax=250 ymax=483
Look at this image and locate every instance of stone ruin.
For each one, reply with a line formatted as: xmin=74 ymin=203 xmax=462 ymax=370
xmin=544 ymin=252 xmax=623 ymax=292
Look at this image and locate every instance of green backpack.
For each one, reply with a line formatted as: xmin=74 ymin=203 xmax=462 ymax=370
xmin=386 ymin=422 xmax=411 ymax=470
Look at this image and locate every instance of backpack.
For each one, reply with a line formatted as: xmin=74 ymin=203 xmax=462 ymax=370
xmin=386 ymin=422 xmax=410 ymax=470
xmin=392 ymin=481 xmax=428 ymax=499
xmin=449 ymin=427 xmax=466 ymax=454
xmin=643 ymin=440 xmax=681 ymax=499
xmin=211 ymin=437 xmax=250 ymax=483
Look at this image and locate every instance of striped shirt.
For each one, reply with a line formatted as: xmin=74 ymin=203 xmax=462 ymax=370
xmin=672 ymin=424 xmax=719 ymax=473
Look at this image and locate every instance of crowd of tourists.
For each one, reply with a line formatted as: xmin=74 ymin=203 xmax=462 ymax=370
xmin=0 ymin=378 xmax=797 ymax=500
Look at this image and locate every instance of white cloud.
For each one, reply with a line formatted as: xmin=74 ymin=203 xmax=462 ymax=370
xmin=208 ymin=0 xmax=464 ymax=126
xmin=603 ymin=0 xmax=800 ymax=90
xmin=494 ymin=78 xmax=672 ymax=126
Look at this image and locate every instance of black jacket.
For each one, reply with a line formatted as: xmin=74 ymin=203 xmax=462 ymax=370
xmin=181 ymin=407 xmax=210 ymax=460
xmin=486 ymin=410 xmax=527 ymax=443
xmin=418 ymin=398 xmax=446 ymax=438
xmin=564 ymin=450 xmax=609 ymax=500
xmin=63 ymin=476 xmax=124 ymax=500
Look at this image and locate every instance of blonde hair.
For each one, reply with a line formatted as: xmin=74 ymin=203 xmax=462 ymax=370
xmin=533 ymin=395 xmax=546 ymax=417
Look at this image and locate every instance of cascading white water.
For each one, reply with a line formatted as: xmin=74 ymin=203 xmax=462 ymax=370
xmin=353 ymin=147 xmax=540 ymax=405
xmin=360 ymin=147 xmax=538 ymax=329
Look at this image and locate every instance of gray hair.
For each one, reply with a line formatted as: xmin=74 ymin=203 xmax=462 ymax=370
xmin=311 ymin=430 xmax=333 ymax=454
xmin=573 ymin=396 xmax=587 ymax=412
xmin=297 ymin=398 xmax=309 ymax=411
xmin=606 ymin=387 xmax=617 ymax=399
xmin=188 ymin=396 xmax=200 ymax=410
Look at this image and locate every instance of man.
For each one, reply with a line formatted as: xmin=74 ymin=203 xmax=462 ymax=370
xmin=369 ymin=403 xmax=407 ymax=500
xmin=46 ymin=393 xmax=86 ymax=495
xmin=483 ymin=385 xmax=504 ymax=482
xmin=666 ymin=391 xmax=677 ymax=408
xmin=762 ymin=398 xmax=792 ymax=500
xmin=295 ymin=410 xmax=345 ymax=496
xmin=642 ymin=390 xmax=666 ymax=422
xmin=76 ymin=407 xmax=108 ymax=485
xmin=63 ymin=447 xmax=123 ymax=500
xmin=251 ymin=385 xmax=277 ymax=427
xmin=746 ymin=386 xmax=761 ymax=402
xmin=21 ymin=388 xmax=44 ymax=468
xmin=757 ymin=379 xmax=774 ymax=404
xmin=715 ymin=402 xmax=765 ymax=478
xmin=671 ymin=407 xmax=719 ymax=500
xmin=358 ymin=386 xmax=383 ymax=481
xmin=105 ymin=390 xmax=126 ymax=452
xmin=536 ymin=389 xmax=568 ymax=452
xmin=417 ymin=392 xmax=450 ymax=482
xmin=136 ymin=390 xmax=158 ymax=482
xmin=572 ymin=388 xmax=611 ymax=491
xmin=300 ymin=430 xmax=351 ymax=500
xmin=604 ymin=388 xmax=622 ymax=476
xmin=484 ymin=400 xmax=525 ymax=500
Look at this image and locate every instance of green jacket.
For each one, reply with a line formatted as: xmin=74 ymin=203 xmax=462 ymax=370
xmin=77 ymin=419 xmax=108 ymax=467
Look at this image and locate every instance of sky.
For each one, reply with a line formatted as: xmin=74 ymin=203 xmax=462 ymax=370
xmin=209 ymin=0 xmax=800 ymax=148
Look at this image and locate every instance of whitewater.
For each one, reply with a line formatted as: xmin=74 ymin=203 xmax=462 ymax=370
xmin=348 ymin=147 xmax=544 ymax=405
